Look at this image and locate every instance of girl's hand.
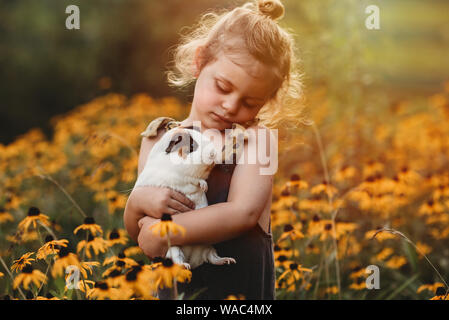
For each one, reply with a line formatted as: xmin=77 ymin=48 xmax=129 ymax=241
xmin=137 ymin=216 xmax=168 ymax=258
xmin=133 ymin=185 xmax=196 ymax=219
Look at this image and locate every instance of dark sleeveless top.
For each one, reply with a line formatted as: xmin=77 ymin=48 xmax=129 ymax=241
xmin=142 ymin=117 xmax=275 ymax=300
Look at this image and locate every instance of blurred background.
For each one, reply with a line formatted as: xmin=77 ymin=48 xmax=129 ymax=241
xmin=1 ymin=0 xmax=448 ymax=144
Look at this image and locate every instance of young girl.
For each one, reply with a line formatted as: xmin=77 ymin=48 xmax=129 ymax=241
xmin=124 ymin=0 xmax=303 ymax=299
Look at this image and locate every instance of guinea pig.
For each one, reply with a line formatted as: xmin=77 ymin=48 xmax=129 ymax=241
xmin=135 ymin=125 xmax=236 ymax=269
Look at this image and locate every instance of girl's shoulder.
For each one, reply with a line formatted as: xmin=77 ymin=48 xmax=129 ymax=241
xmin=140 ymin=116 xmax=181 ymax=138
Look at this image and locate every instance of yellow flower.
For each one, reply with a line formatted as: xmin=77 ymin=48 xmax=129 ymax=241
xmin=385 ymin=255 xmax=407 ymax=269
xmin=17 ymin=207 xmax=50 ymax=232
xmin=152 ymin=258 xmax=191 ymax=289
xmin=121 ymin=265 xmax=158 ymax=299
xmin=11 ymin=252 xmax=35 ymax=272
xmin=277 ymin=223 xmax=304 ymax=242
xmin=0 ymin=207 xmax=14 ymax=224
xmin=430 ymin=286 xmax=449 ymax=300
xmin=86 ymin=281 xmax=120 ymax=300
xmin=375 ymin=247 xmax=394 ymax=261
xmin=73 ymin=217 xmax=103 ymax=236
xmin=310 ymin=180 xmax=338 ymax=198
xmin=13 ymin=265 xmax=47 ymax=290
xmin=225 ymin=294 xmax=245 ymax=300
xmin=77 ymin=234 xmax=108 ymax=258
xmin=285 ymin=174 xmax=308 ymax=190
xmin=150 ymin=214 xmax=186 ymax=238
xmin=51 ymin=247 xmax=80 ymax=278
xmin=106 ymin=228 xmax=128 ymax=247
xmin=417 ymin=282 xmax=445 ymax=294
xmin=278 ymin=262 xmax=312 ymax=283
xmin=36 ymin=236 xmax=69 ymax=260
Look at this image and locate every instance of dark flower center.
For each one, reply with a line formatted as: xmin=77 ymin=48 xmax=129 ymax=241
xmin=290 ymin=174 xmax=300 ymax=181
xmin=109 ymin=197 xmax=117 ymax=202
xmin=58 ymin=247 xmax=69 ymax=258
xmin=312 ymin=214 xmax=321 ymax=222
xmin=153 ymin=257 xmax=163 ymax=264
xmin=289 ymin=263 xmax=298 ymax=271
xmin=108 ymin=269 xmax=122 ymax=278
xmin=162 ymin=258 xmax=174 ymax=267
xmin=45 ymin=235 xmax=54 ymax=243
xmin=118 ymin=252 xmax=126 ymax=259
xmin=115 ymin=260 xmax=125 ymax=267
xmin=436 ymin=286 xmax=446 ymax=296
xmin=84 ymin=217 xmax=95 ymax=224
xmin=324 ymin=223 xmax=332 ymax=231
xmin=27 ymin=207 xmax=40 ymax=216
xmin=161 ymin=214 xmax=172 ymax=221
xmin=0 ymin=207 xmax=5 ymax=213
xmin=274 ymin=245 xmax=281 ymax=252
xmin=94 ymin=282 xmax=109 ymax=290
xmin=280 ymin=188 xmax=290 ymax=197
xmin=284 ymin=224 xmax=294 ymax=232
xmin=109 ymin=230 xmax=119 ymax=240
xmin=22 ymin=265 xmax=33 ymax=274
xmin=277 ymin=255 xmax=287 ymax=262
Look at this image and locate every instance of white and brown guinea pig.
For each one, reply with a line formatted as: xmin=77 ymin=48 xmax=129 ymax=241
xmin=135 ymin=125 xmax=236 ymax=269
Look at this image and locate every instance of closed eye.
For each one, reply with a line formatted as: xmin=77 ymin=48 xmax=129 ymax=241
xmin=215 ymin=80 xmax=230 ymax=94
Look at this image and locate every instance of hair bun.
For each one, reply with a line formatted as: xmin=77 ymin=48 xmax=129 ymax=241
xmin=257 ymin=0 xmax=285 ymax=21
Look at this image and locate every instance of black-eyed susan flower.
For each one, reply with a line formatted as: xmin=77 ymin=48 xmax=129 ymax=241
xmin=123 ymin=246 xmax=143 ymax=257
xmin=150 ymin=214 xmax=186 ymax=238
xmin=103 ymin=252 xmax=139 ymax=269
xmin=365 ymin=227 xmax=396 ymax=242
xmin=36 ymin=236 xmax=69 ymax=260
xmin=349 ymin=277 xmax=366 ymax=290
xmin=385 ymin=255 xmax=407 ymax=269
xmin=274 ymin=254 xmax=293 ymax=269
xmin=271 ymin=188 xmax=298 ymax=210
xmin=86 ymin=281 xmax=119 ymax=300
xmin=153 ymin=258 xmax=191 ymax=289
xmin=349 ymin=265 xmax=365 ymax=279
xmin=17 ymin=207 xmax=50 ymax=232
xmin=375 ymin=247 xmax=394 ymax=261
xmin=76 ymin=233 xmax=108 ymax=259
xmin=418 ymin=199 xmax=445 ymax=216
xmin=225 ymin=294 xmax=245 ymax=300
xmin=106 ymin=228 xmax=128 ymax=247
xmin=0 ymin=207 xmax=14 ymax=224
xmin=13 ymin=265 xmax=46 ymax=290
xmin=51 ymin=247 xmax=80 ymax=278
xmin=73 ymin=217 xmax=103 ymax=236
xmin=430 ymin=286 xmax=449 ymax=300
xmin=415 ymin=241 xmax=432 ymax=259
xmin=121 ymin=265 xmax=158 ymax=299
xmin=310 ymin=180 xmax=338 ymax=198
xmin=11 ymin=252 xmax=34 ymax=272
xmin=286 ymin=174 xmax=308 ymax=191
xmin=417 ymin=282 xmax=445 ymax=294
xmin=278 ymin=262 xmax=312 ymax=283
xmin=277 ymin=223 xmax=304 ymax=242
xmin=334 ymin=165 xmax=357 ymax=183
xmin=79 ymin=261 xmax=100 ymax=279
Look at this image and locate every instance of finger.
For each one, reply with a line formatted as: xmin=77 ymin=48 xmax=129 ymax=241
xmin=170 ymin=190 xmax=196 ymax=209
xmin=164 ymin=206 xmax=181 ymax=215
xmin=167 ymin=198 xmax=192 ymax=213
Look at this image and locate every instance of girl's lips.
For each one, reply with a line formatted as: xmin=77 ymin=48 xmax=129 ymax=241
xmin=211 ymin=112 xmax=231 ymax=124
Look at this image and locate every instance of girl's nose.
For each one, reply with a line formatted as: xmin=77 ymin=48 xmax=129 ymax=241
xmin=221 ymin=98 xmax=239 ymax=116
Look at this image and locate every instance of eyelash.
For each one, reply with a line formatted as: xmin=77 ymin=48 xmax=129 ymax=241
xmin=215 ymin=81 xmax=255 ymax=108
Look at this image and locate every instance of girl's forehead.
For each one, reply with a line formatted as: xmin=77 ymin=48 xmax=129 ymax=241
xmin=210 ymin=52 xmax=278 ymax=94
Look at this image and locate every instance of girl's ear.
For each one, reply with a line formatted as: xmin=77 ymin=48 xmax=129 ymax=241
xmin=193 ymin=46 xmax=205 ymax=78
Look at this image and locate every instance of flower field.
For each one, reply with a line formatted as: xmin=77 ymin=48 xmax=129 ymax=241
xmin=1 ymin=83 xmax=449 ymax=300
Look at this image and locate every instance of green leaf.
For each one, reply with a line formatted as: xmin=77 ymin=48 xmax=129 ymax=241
xmin=385 ymin=273 xmax=420 ymax=300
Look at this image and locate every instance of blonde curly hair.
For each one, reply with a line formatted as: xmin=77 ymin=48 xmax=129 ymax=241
xmin=166 ymin=0 xmax=306 ymax=130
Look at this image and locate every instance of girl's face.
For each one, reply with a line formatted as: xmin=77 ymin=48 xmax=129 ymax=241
xmin=187 ymin=49 xmax=278 ymax=131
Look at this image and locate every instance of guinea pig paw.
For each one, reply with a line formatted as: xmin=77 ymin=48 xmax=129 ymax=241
xmin=181 ymin=263 xmax=191 ymax=270
xmin=198 ymin=180 xmax=208 ymax=193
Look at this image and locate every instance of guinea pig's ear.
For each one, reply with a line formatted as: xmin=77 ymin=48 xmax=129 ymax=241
xmin=182 ymin=125 xmax=201 ymax=133
xmin=220 ymin=123 xmax=249 ymax=164
xmin=165 ymin=131 xmax=199 ymax=159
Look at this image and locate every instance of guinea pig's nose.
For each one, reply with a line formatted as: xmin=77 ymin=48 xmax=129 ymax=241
xmin=209 ymin=148 xmax=217 ymax=160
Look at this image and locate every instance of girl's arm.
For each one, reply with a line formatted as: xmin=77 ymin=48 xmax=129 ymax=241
xmin=137 ymin=126 xmax=277 ymax=258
